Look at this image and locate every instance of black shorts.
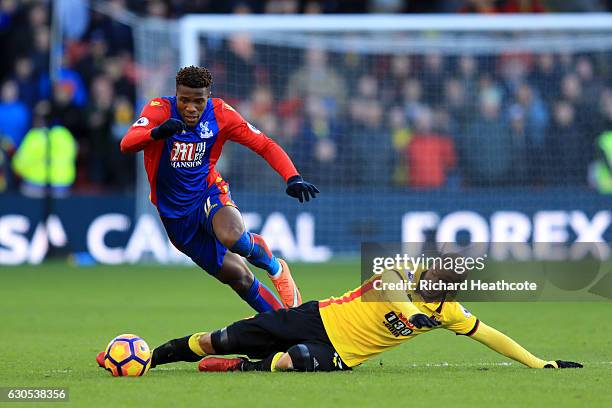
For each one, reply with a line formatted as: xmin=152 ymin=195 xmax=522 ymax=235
xmin=211 ymin=301 xmax=351 ymax=371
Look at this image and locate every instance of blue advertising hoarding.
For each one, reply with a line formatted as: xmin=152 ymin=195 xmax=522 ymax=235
xmin=1 ymin=190 xmax=611 ymax=265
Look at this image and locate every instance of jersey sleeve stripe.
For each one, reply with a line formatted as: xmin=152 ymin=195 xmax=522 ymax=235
xmin=318 ymin=280 xmax=377 ymax=308
xmin=456 ymin=319 xmax=480 ymax=336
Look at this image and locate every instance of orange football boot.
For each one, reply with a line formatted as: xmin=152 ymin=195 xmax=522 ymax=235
xmin=271 ymin=259 xmax=302 ymax=308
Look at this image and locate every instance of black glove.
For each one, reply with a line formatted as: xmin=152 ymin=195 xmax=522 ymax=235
xmin=150 ymin=118 xmax=185 ymax=140
xmin=544 ymin=360 xmax=583 ymax=369
xmin=286 ymin=175 xmax=319 ymax=203
xmin=409 ymin=314 xmax=441 ymax=329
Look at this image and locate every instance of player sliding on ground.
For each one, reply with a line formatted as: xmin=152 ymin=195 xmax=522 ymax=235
xmin=120 ymin=66 xmax=318 ymax=312
xmin=134 ymin=262 xmax=582 ymax=372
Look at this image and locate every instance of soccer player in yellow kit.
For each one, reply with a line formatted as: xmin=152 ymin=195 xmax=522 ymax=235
xmin=147 ymin=265 xmax=582 ymax=372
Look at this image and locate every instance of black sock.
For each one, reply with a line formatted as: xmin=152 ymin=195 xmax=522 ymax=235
xmin=240 ymin=353 xmax=278 ymax=372
xmin=151 ymin=335 xmax=202 ymax=368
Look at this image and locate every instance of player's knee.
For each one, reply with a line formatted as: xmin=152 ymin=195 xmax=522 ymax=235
xmin=216 ymin=225 xmax=245 ymax=248
xmin=286 ymin=344 xmax=316 ymax=372
xmin=232 ymin=275 xmax=254 ymax=295
xmin=198 ymin=333 xmax=215 ymax=355
xmin=274 ymin=353 xmax=293 ymax=371
xmin=209 ymin=327 xmax=234 ymax=354
xmin=225 ymin=273 xmax=254 ymax=296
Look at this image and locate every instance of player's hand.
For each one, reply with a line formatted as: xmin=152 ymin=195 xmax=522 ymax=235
xmin=544 ymin=360 xmax=583 ymax=369
xmin=286 ymin=175 xmax=319 ymax=203
xmin=409 ymin=314 xmax=440 ymax=329
xmin=150 ymin=118 xmax=185 ymax=140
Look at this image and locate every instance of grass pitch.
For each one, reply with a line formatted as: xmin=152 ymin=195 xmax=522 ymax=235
xmin=1 ymin=262 xmax=611 ymax=407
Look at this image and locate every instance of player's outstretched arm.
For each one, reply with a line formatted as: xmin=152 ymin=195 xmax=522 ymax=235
xmin=120 ymin=98 xmax=174 ymax=153
xmin=469 ymin=321 xmax=582 ymax=369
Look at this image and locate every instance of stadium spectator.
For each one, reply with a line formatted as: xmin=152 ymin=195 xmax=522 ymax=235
xmin=286 ymin=46 xmax=346 ymax=118
xmin=145 ymin=0 xmax=170 ymax=18
xmin=558 ymin=52 xmax=576 ymax=74
xmin=84 ymin=75 xmax=115 ymax=187
xmin=529 ymin=54 xmax=561 ymax=106
xmin=388 ymin=106 xmax=411 ymax=185
xmin=30 ymin=26 xmax=51 ymax=78
xmin=456 ymin=55 xmax=479 ymax=102
xmin=348 ymin=81 xmax=392 ymax=187
xmin=421 ymin=53 xmax=446 ymax=107
xmin=220 ymin=34 xmax=260 ymax=101
xmin=559 ymin=72 xmax=592 ymax=125
xmin=74 ymin=30 xmax=110 ymax=87
xmin=443 ymin=78 xmax=472 ymax=136
xmin=302 ymin=1 xmax=323 ymax=13
xmin=109 ymin=95 xmax=135 ymax=190
xmin=0 ymin=0 xmax=19 ymax=79
xmin=228 ymin=86 xmax=285 ymax=191
xmin=50 ymin=78 xmax=84 ymax=139
xmin=87 ymin=0 xmax=132 ymax=54
xmin=547 ymin=100 xmax=588 ymax=186
xmin=507 ymin=105 xmax=530 ymax=183
xmin=12 ymin=57 xmax=41 ymax=110
xmin=4 ymin=2 xmax=48 ymax=77
xmin=297 ymin=96 xmax=342 ymax=187
xmin=461 ymin=86 xmax=513 ymax=186
xmin=12 ymin=113 xmax=78 ymax=198
xmin=0 ymin=80 xmax=30 ymax=151
xmin=381 ymin=55 xmax=413 ymax=105
xmin=510 ymin=83 xmax=549 ymax=180
xmin=406 ymin=106 xmax=456 ymax=188
xmin=240 ymin=86 xmax=278 ymax=132
xmin=102 ymin=52 xmax=135 ymax=102
xmin=402 ymin=77 xmax=426 ymax=123
xmin=499 ymin=53 xmax=531 ymax=96
xmin=575 ymin=56 xmax=604 ymax=106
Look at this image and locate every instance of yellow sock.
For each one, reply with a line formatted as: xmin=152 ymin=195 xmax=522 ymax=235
xmin=188 ymin=332 xmax=207 ymax=357
xmin=270 ymin=352 xmax=284 ymax=372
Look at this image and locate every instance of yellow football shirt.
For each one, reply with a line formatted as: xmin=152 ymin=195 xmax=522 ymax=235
xmin=318 ymin=269 xmax=478 ymax=367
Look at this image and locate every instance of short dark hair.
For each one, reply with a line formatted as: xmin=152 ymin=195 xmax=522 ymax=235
xmin=176 ymin=66 xmax=213 ymax=89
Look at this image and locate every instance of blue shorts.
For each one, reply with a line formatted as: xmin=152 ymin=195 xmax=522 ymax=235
xmin=161 ymin=178 xmax=236 ymax=275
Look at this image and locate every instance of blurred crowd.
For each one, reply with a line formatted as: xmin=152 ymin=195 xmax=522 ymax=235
xmin=1 ymin=0 xmax=611 ymax=195
xmin=220 ymin=45 xmax=612 ymax=190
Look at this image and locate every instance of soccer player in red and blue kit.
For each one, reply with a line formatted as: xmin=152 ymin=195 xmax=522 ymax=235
xmin=119 ymin=66 xmax=318 ymax=313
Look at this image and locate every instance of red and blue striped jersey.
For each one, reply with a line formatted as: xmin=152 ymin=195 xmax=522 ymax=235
xmin=120 ymin=97 xmax=298 ymax=218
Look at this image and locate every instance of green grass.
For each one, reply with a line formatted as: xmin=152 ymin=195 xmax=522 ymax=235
xmin=1 ymin=262 xmax=611 ymax=407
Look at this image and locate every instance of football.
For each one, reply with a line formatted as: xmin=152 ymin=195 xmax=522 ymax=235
xmin=103 ymin=334 xmax=152 ymax=377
